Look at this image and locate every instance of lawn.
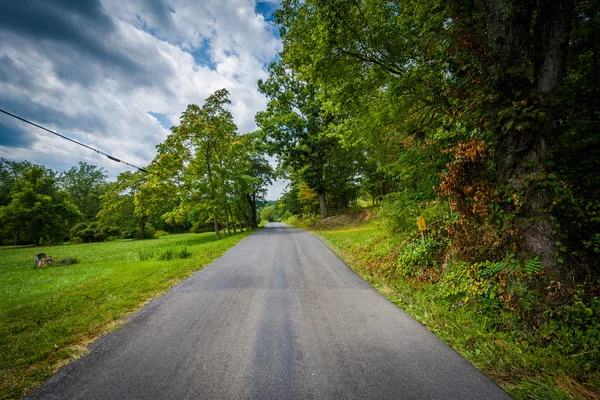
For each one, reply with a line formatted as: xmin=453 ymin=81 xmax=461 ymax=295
xmin=0 ymin=230 xmax=253 ymax=400
xmin=294 ymin=217 xmax=599 ymax=400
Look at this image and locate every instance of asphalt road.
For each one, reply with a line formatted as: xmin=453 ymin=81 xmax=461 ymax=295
xmin=29 ymin=223 xmax=511 ymax=400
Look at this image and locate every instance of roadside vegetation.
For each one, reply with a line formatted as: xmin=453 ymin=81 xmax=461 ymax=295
xmin=257 ymin=1 xmax=598 ymax=398
xmin=0 ymin=231 xmax=253 ymax=400
xmin=288 ymin=210 xmax=598 ymax=399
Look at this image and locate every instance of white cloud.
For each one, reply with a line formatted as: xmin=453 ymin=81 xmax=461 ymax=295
xmin=0 ymin=0 xmax=281 ymax=187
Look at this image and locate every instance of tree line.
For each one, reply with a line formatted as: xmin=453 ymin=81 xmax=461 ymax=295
xmin=259 ymin=0 xmax=599 ymax=282
xmin=0 ymin=90 xmax=272 ymax=245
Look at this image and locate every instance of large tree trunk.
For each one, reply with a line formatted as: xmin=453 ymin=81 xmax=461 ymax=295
xmin=251 ymin=192 xmax=258 ymax=228
xmin=205 ymin=151 xmax=221 ymax=240
xmin=318 ymin=192 xmax=327 ymax=218
xmin=487 ymin=0 xmax=574 ymax=270
xmin=316 ymin=166 xmax=328 ymax=217
xmin=139 ymin=215 xmax=148 ymax=240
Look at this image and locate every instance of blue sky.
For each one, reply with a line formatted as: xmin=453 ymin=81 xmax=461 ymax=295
xmin=0 ymin=0 xmax=287 ymax=199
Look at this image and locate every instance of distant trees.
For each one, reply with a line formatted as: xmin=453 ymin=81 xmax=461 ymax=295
xmin=0 ymin=91 xmax=272 ymax=245
xmin=145 ymin=89 xmax=273 ymax=238
xmin=260 ymin=205 xmax=279 ymax=223
xmin=0 ymin=162 xmax=80 ymax=244
xmin=59 ymin=162 xmax=107 ymax=221
xmin=256 ymin=63 xmax=362 ymax=217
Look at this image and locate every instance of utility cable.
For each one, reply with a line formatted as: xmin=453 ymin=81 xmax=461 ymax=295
xmin=0 ymin=107 xmax=148 ymax=173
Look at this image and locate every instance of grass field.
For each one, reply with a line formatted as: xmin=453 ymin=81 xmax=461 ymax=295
xmin=290 ymin=215 xmax=599 ymax=400
xmin=0 ymin=230 xmax=253 ymax=400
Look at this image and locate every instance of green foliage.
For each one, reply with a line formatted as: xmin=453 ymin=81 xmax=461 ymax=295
xmin=70 ymin=222 xmax=120 ymax=243
xmin=139 ymin=242 xmax=191 ymax=261
xmin=59 ymin=162 xmax=107 ymax=220
xmin=397 ymin=237 xmax=443 ymax=278
xmin=260 ymin=205 xmax=279 ymax=222
xmin=540 ymin=293 xmax=600 ymax=368
xmin=380 ymin=192 xmax=452 ymax=235
xmin=0 ymin=164 xmax=81 ymax=245
xmin=147 ymin=90 xmax=273 ymax=237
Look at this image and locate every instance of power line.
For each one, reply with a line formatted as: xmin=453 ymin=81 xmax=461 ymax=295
xmin=0 ymin=107 xmax=148 ymax=173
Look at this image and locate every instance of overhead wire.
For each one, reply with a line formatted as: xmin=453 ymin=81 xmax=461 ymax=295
xmin=0 ymin=107 xmax=148 ymax=173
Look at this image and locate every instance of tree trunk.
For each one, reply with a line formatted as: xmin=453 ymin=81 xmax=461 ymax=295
xmin=318 ymin=192 xmax=327 ymax=217
xmin=487 ymin=0 xmax=574 ymax=270
xmin=205 ymin=150 xmax=221 ymax=240
xmin=251 ymin=192 xmax=258 ymax=228
xmin=224 ymin=203 xmax=232 ymax=236
xmin=140 ymin=215 xmax=148 ymax=239
xmin=316 ymin=165 xmax=327 ymax=217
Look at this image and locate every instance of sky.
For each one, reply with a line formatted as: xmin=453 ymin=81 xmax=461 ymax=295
xmin=0 ymin=0 xmax=287 ymax=200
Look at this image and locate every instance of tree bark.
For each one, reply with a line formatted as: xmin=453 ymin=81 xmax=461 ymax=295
xmin=205 ymin=149 xmax=221 ymax=240
xmin=318 ymin=192 xmax=327 ymax=218
xmin=316 ymin=165 xmax=328 ymax=217
xmin=487 ymin=0 xmax=574 ymax=270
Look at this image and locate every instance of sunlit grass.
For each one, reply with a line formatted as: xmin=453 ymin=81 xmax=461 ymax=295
xmin=0 ymin=231 xmax=253 ymax=400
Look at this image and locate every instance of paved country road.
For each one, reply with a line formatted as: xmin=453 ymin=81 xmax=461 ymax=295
xmin=28 ymin=223 xmax=511 ymax=400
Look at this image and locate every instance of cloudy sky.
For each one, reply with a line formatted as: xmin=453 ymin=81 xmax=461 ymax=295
xmin=0 ymin=0 xmax=287 ymax=199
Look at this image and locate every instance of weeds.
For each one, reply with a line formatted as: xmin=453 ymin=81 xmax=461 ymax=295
xmin=139 ymin=242 xmax=191 ymax=261
xmin=290 ymin=214 xmax=600 ymax=399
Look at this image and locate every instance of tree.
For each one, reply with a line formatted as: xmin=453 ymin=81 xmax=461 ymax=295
xmin=97 ymin=170 xmax=159 ymax=239
xmin=0 ymin=158 xmax=32 ymax=207
xmin=148 ymin=89 xmax=272 ymax=237
xmin=59 ymin=161 xmax=108 ymax=220
xmin=273 ymin=0 xmax=582 ymax=271
xmin=260 ymin=205 xmax=279 ymax=222
xmin=0 ymin=165 xmax=80 ymax=244
xmin=257 ymin=62 xmax=360 ymax=217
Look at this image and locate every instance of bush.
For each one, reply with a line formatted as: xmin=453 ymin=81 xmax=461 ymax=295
xmin=380 ymin=193 xmax=452 ymax=235
xmin=397 ymin=237 xmax=444 ymax=278
xmin=280 ymin=210 xmax=293 ymax=221
xmin=135 ymin=223 xmax=156 ymax=240
xmin=190 ymin=221 xmax=213 ymax=233
xmin=69 ymin=223 xmax=89 ymax=240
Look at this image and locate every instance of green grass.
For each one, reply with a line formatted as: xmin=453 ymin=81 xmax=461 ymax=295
xmin=293 ymin=218 xmax=599 ymax=400
xmin=0 ymin=230 xmax=254 ymax=400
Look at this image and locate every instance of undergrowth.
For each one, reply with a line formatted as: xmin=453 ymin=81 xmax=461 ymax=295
xmin=288 ymin=210 xmax=600 ymax=400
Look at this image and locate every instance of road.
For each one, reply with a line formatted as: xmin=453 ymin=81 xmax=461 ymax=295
xmin=29 ymin=223 xmax=511 ymax=400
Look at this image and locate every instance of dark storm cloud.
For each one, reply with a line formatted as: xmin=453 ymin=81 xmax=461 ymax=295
xmin=141 ymin=0 xmax=178 ymax=37
xmin=0 ymin=56 xmax=38 ymax=91
xmin=0 ymin=90 xmax=108 ymax=143
xmin=0 ymin=0 xmax=140 ymax=75
xmin=0 ymin=118 xmax=36 ymax=148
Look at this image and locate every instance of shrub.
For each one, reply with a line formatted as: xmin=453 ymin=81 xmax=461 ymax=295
xmin=69 ymin=223 xmax=89 ymax=240
xmin=135 ymin=223 xmax=156 ymax=240
xmin=190 ymin=221 xmax=213 ymax=233
xmin=397 ymin=237 xmax=444 ymax=278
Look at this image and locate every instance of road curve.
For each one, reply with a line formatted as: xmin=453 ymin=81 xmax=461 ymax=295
xmin=28 ymin=223 xmax=511 ymax=400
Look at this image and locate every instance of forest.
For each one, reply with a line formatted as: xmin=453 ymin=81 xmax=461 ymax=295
xmin=1 ymin=0 xmax=598 ymax=396
xmin=0 ymin=90 xmax=273 ymax=245
xmin=257 ymin=0 xmax=599 ymax=395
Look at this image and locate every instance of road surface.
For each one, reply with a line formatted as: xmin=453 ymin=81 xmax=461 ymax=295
xmin=29 ymin=223 xmax=510 ymax=399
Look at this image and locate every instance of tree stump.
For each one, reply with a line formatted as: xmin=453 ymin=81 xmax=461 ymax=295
xmin=34 ymin=253 xmax=55 ymax=268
